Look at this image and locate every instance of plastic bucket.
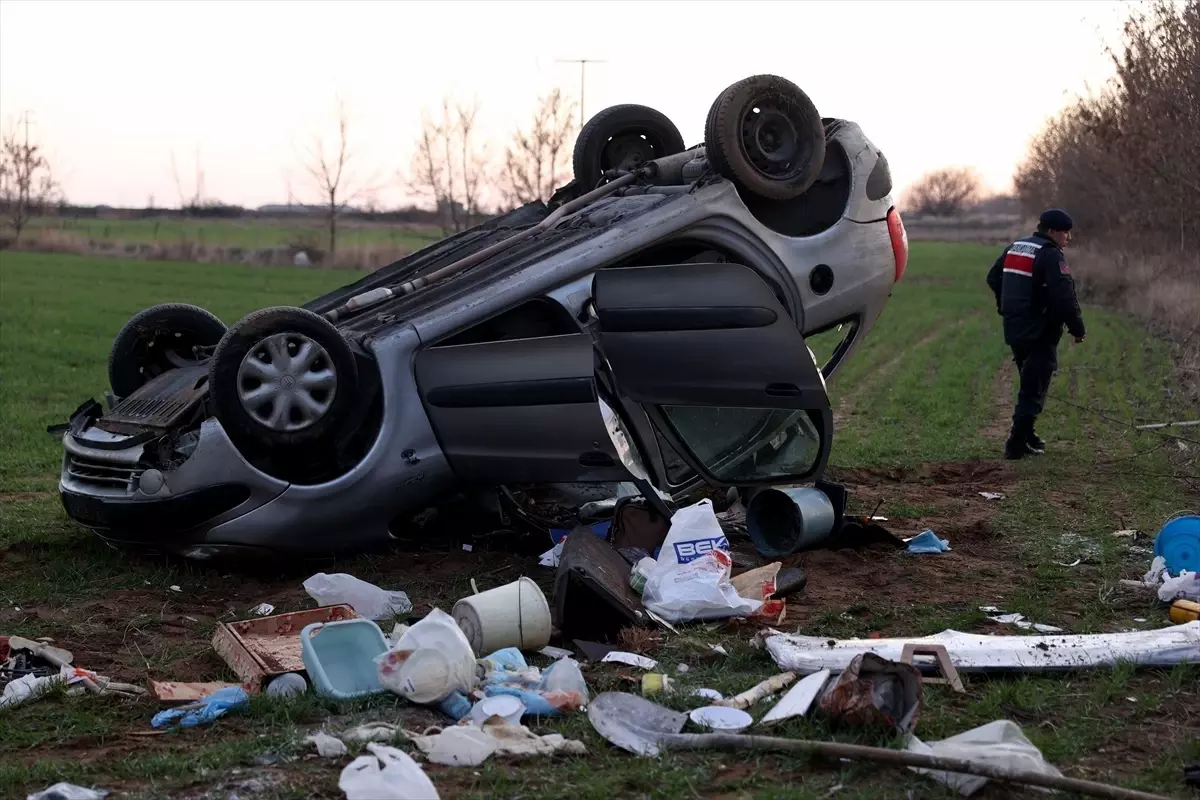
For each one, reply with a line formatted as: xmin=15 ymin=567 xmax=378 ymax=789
xmin=300 ymin=619 xmax=389 ymax=700
xmin=746 ymin=487 xmax=837 ymax=558
xmin=452 ymin=576 xmax=552 ymax=655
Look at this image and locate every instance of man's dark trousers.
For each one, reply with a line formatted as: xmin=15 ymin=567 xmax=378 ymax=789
xmin=1010 ymin=339 xmax=1057 ymax=431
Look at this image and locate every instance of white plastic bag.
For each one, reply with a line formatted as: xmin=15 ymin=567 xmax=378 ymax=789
xmin=303 ymin=572 xmax=413 ymax=620
xmin=375 ymin=608 xmax=478 ymax=702
xmin=339 ymin=743 xmax=440 ymax=799
xmin=1159 ymin=570 xmax=1200 ymax=602
xmin=906 ymin=719 xmax=1062 ymax=796
xmin=641 ymin=500 xmax=762 ymax=623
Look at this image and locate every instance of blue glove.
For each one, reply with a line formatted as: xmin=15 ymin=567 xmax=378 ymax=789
xmin=906 ymin=530 xmax=951 ymax=554
xmin=151 ymin=686 xmax=249 ymax=728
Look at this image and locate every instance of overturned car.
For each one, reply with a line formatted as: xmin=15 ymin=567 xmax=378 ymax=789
xmin=57 ymin=74 xmax=908 ymax=559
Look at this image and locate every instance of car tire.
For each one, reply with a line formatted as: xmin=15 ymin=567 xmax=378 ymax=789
xmin=572 ymin=104 xmax=686 ymax=190
xmin=704 ymin=74 xmax=826 ymax=200
xmin=208 ymin=306 xmax=358 ymax=450
xmin=108 ymin=303 xmax=227 ymax=398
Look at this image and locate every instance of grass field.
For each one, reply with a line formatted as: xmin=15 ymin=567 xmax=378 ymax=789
xmin=1 ymin=245 xmax=1197 ymax=799
xmin=25 ymin=216 xmax=443 ymax=252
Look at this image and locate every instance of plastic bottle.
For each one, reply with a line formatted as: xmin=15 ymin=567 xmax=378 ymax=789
xmin=1169 ymin=599 xmax=1200 ymax=623
xmin=266 ymin=672 xmax=308 ymax=698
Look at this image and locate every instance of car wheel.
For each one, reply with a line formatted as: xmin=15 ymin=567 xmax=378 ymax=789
xmin=208 ymin=306 xmax=358 ymax=449
xmin=108 ymin=303 xmax=227 ymax=398
xmin=572 ymin=104 xmax=686 ymax=190
xmin=704 ymin=74 xmax=826 ymax=200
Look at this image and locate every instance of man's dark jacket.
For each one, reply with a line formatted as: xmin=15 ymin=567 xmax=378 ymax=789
xmin=986 ymin=232 xmax=1085 ymax=346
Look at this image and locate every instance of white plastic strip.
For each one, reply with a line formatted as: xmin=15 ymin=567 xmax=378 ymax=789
xmin=766 ymin=622 xmax=1200 ymax=674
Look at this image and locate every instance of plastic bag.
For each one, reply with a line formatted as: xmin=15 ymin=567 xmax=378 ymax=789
xmin=1159 ymin=570 xmax=1200 ymax=602
xmin=641 ymin=500 xmax=762 ymax=623
xmin=304 ymin=572 xmax=413 ymax=620
xmin=906 ymin=719 xmax=1063 ymax=796
xmin=479 ymin=648 xmax=589 ymax=715
xmin=25 ymin=784 xmax=109 ymax=800
xmin=339 ymin=743 xmax=440 ymax=800
xmin=375 ymin=608 xmax=477 ymax=703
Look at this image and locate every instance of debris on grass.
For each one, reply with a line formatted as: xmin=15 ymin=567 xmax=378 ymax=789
xmin=265 ymin=672 xmax=308 ymax=697
xmin=150 ymin=680 xmax=243 ymax=703
xmin=714 ymin=671 xmax=796 ymax=710
xmin=600 ymin=651 xmax=657 ymax=670
xmin=905 ymin=530 xmax=951 ymax=554
xmin=817 ymin=653 xmax=922 ymax=734
xmin=982 ymin=609 xmax=1064 ymax=634
xmin=979 ymin=492 xmax=1005 ymax=501
xmin=339 ymin=743 xmax=440 ymax=799
xmin=150 ymin=685 xmax=249 ymax=728
xmin=408 ymin=718 xmax=586 ymax=767
xmin=306 ymin=730 xmax=349 ymax=758
xmin=342 ymin=721 xmax=401 ymax=744
xmin=689 ymin=705 xmax=752 ymax=732
xmin=251 ymin=603 xmax=275 ymax=616
xmin=303 ymin=572 xmax=413 ymax=621
xmin=213 ymin=604 xmax=359 ymax=691
xmin=766 ymin=622 xmax=1200 ymax=673
xmin=25 ymin=783 xmax=110 ymax=800
xmin=758 ymin=669 xmax=832 ymax=727
xmin=905 ymin=719 xmax=1062 ymax=796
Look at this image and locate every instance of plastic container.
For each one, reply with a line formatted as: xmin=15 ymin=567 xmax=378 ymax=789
xmin=471 ymin=694 xmax=526 ymax=726
xmin=391 ymin=648 xmax=458 ymax=704
xmin=1170 ymin=599 xmax=1200 ymax=624
xmin=1154 ymin=514 xmax=1200 ymax=575
xmin=452 ymin=577 xmax=552 ymax=655
xmin=300 ymin=618 xmax=389 ymax=700
xmin=265 ymin=672 xmax=308 ymax=698
xmin=746 ymin=487 xmax=837 ymax=557
xmin=689 ymin=705 xmax=752 ymax=732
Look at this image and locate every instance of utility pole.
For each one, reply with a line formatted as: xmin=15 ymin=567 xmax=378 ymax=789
xmin=556 ymin=58 xmax=607 ymax=122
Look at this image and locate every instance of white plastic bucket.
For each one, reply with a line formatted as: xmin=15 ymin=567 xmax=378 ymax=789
xmin=452 ymin=576 xmax=552 ymax=655
xmin=394 ymin=648 xmax=455 ymax=704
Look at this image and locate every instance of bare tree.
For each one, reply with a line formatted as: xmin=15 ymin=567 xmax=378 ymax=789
xmin=501 ymin=88 xmax=578 ymax=207
xmin=0 ymin=111 xmax=61 ymax=242
xmin=906 ymin=167 xmax=983 ymax=217
xmin=410 ymin=95 xmax=488 ymax=235
xmin=170 ymin=146 xmax=206 ymax=211
xmin=299 ymin=97 xmax=381 ymax=259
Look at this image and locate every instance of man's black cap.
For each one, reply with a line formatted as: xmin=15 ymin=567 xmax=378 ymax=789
xmin=1039 ymin=208 xmax=1074 ymax=231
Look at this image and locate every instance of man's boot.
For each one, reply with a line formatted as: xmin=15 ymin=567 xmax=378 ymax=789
xmin=1026 ymin=425 xmax=1046 ymax=455
xmin=1005 ymin=418 xmax=1031 ymax=460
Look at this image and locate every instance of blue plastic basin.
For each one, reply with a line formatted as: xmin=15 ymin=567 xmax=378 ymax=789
xmin=300 ymin=618 xmax=389 ymax=700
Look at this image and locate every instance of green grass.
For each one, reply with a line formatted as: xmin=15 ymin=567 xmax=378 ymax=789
xmin=1 ymin=245 xmax=1197 ymax=799
xmin=26 ymin=215 xmax=443 ymax=252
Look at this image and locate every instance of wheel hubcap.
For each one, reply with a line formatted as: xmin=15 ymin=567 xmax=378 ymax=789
xmin=742 ymin=104 xmax=802 ymax=178
xmin=236 ymin=333 xmax=337 ymax=432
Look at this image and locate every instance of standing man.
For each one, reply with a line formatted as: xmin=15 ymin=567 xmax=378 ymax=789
xmin=987 ymin=208 xmax=1086 ymax=460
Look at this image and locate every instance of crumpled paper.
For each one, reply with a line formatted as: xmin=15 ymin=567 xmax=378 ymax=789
xmin=306 ymin=730 xmax=348 ymax=757
xmin=408 ymin=718 xmax=586 ymax=767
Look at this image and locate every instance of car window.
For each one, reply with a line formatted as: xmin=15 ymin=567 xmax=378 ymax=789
xmin=661 ymin=406 xmax=823 ymax=482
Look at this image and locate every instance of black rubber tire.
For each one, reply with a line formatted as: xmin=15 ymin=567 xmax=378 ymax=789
xmin=572 ymin=104 xmax=686 ymax=190
xmin=208 ymin=306 xmax=358 ymax=450
xmin=705 ymin=75 xmax=825 ymax=200
xmin=108 ymin=303 xmax=227 ymax=398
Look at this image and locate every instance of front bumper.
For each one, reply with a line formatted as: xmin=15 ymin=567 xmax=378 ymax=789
xmin=60 ymin=483 xmax=252 ymax=545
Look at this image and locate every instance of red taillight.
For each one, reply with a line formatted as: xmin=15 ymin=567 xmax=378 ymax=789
xmin=887 ymin=206 xmax=908 ymax=283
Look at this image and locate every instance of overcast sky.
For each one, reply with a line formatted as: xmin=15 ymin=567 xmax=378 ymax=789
xmin=0 ymin=0 xmax=1130 ymax=209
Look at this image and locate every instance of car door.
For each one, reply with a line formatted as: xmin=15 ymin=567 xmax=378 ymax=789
xmin=591 ymin=262 xmax=832 ymax=489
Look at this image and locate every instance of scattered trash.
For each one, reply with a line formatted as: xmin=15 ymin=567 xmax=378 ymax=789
xmin=169 ymin=585 xmax=182 ymax=593
xmin=906 ymin=530 xmax=951 ymax=554
xmin=714 ymin=671 xmax=796 ymax=710
xmin=408 ymin=717 xmax=586 ymax=767
xmin=213 ymin=604 xmax=359 ymax=691
xmin=766 ymin=622 xmax=1200 ymax=673
xmin=629 ymin=556 xmax=655 ymax=595
xmin=1170 ymin=599 xmax=1200 ymax=624
xmin=538 ymin=645 xmax=574 ymax=660
xmin=307 ymin=730 xmax=349 ymax=758
xmin=302 ymin=618 xmax=390 ymax=700
xmin=339 ymin=742 xmax=440 ymax=800
xmin=642 ymin=500 xmax=762 ymax=623
xmin=25 ymin=784 xmax=110 ymax=800
xmin=1135 ymin=419 xmax=1200 ymax=430
xmin=478 ymin=647 xmax=588 ymax=715
xmin=461 ymin=544 xmax=473 ymax=553
xmin=710 ymin=644 xmax=729 ymax=657
xmin=770 ymin=567 xmax=809 ymax=600
xmin=377 ymin=608 xmax=477 ymax=705
xmin=1054 ymin=559 xmax=1083 ymax=568
xmin=342 ymin=722 xmax=401 ymax=744
xmin=759 ymin=669 xmax=832 ymax=727
xmin=251 ymin=603 xmax=275 ymax=616
xmin=1112 ymin=529 xmax=1142 ymax=540
xmin=471 ymin=694 xmax=526 ymax=726
xmin=588 ymin=692 xmax=1142 ymax=797
xmin=150 ymin=681 xmax=242 ymax=703
xmin=692 ymin=688 xmax=723 ymax=701
xmin=982 ymin=610 xmax=1064 ymax=634
xmin=265 ymin=672 xmax=308 ymax=698
xmin=731 ymin=561 xmax=786 ymax=617
xmin=303 ymin=572 xmax=413 ymax=621
xmin=817 ymin=653 xmax=922 ymax=734
xmin=745 ymin=487 xmax=837 ymax=557
xmin=600 ymin=651 xmax=657 ymax=670
xmin=452 ymin=576 xmax=552 ymax=655
xmin=689 ymin=705 xmax=752 ymax=732
xmin=641 ymin=673 xmax=673 ymax=696
xmin=1143 ymin=555 xmax=1200 ymax=602
xmin=151 ymin=685 xmax=249 ymax=728
xmin=1 ymin=672 xmax=61 ymax=710
xmin=906 ymin=719 xmax=1062 ymax=796
xmin=675 ymin=663 xmax=689 ymax=674
xmin=979 ymin=492 xmax=1005 ymax=501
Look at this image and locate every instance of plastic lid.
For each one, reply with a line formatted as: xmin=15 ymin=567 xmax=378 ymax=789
xmin=1156 ymin=515 xmax=1200 ymax=574
xmin=689 ymin=705 xmax=752 ymax=731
